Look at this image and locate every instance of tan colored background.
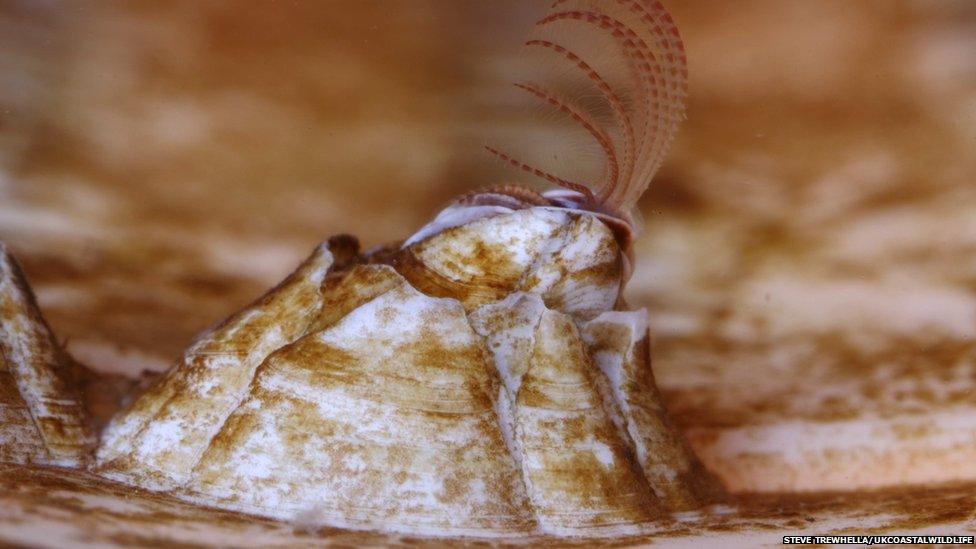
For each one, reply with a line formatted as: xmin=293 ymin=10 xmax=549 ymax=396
xmin=1 ymin=0 xmax=974 ymax=493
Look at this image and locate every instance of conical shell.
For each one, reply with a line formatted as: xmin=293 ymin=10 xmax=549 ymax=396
xmin=92 ymin=207 xmax=722 ymax=537
xmin=0 ymin=243 xmax=94 ymax=466
xmin=0 ymin=0 xmax=720 ymax=538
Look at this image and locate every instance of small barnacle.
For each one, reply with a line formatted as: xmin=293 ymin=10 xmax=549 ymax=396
xmin=0 ymin=0 xmax=724 ymax=539
xmin=0 ymin=242 xmax=94 ymax=467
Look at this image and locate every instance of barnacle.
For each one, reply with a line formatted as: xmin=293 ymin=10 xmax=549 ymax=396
xmin=0 ymin=243 xmax=94 ymax=467
xmin=0 ymin=0 xmax=725 ymax=540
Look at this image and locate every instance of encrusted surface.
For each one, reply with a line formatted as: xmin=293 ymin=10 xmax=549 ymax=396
xmin=581 ymin=312 xmax=725 ymax=510
xmin=186 ymin=269 xmax=533 ymax=535
xmin=472 ymin=294 xmax=659 ymax=535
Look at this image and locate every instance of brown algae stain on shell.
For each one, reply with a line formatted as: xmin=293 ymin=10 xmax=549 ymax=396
xmin=581 ymin=312 xmax=726 ymax=511
xmin=0 ymin=243 xmax=94 ymax=467
xmin=393 ymin=208 xmax=569 ymax=310
xmin=518 ymin=213 xmax=623 ymax=319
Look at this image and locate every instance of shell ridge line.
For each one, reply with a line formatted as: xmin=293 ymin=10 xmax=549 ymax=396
xmin=93 ymin=340 xmax=194 ymax=466
xmin=497 ymin=301 xmax=544 ymax=534
xmin=514 ymin=208 xmax=623 ymax=316
xmin=305 ymin=263 xmax=409 ymax=334
xmin=500 ymin=295 xmax=545 ymax=530
xmin=581 ymin=310 xmax=724 ymax=510
xmin=504 ymin=210 xmax=585 ymax=302
xmin=579 ymin=336 xmax=661 ymax=510
xmin=309 ymin=279 xmax=501 ymax=407
xmin=0 ymin=343 xmax=52 ymax=464
xmin=261 ymin=359 xmax=490 ymax=413
xmin=187 ymin=241 xmax=335 ymax=355
xmin=186 ymin=280 xmax=536 ymax=536
xmin=514 ymin=214 xmax=577 ymax=294
xmin=183 ymin=324 xmax=339 ymax=487
xmin=525 ymin=307 xmax=660 ymax=532
xmin=581 ymin=311 xmax=662 ymax=496
xmin=401 ymin=250 xmax=506 ymax=293
xmin=467 ymin=292 xmax=548 ymax=534
xmin=100 ymin=345 xmax=255 ymax=483
xmin=1 ymin=254 xmax=46 ymax=458
xmin=583 ymin=310 xmax=653 ymax=471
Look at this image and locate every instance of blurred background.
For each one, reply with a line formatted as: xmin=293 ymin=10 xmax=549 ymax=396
xmin=0 ymin=0 xmax=974 ymax=494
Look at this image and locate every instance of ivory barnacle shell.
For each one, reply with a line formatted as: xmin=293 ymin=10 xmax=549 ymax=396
xmin=84 ymin=202 xmax=722 ymax=537
xmin=0 ymin=243 xmax=94 ymax=466
xmin=185 ymin=264 xmax=536 ymax=535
